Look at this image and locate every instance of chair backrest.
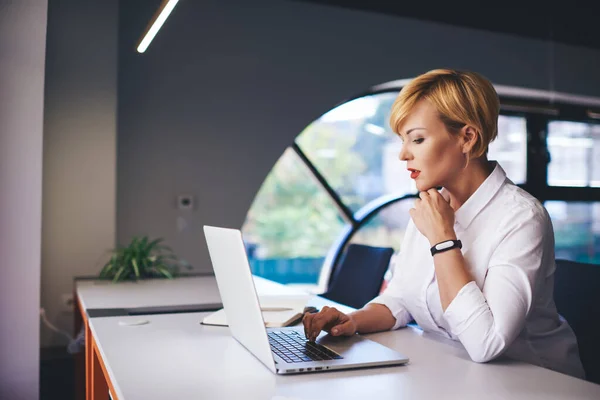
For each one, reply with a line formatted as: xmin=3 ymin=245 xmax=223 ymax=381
xmin=554 ymin=258 xmax=600 ymax=384
xmin=321 ymin=243 xmax=394 ymax=309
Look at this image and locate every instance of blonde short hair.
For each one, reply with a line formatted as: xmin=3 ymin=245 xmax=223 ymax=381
xmin=389 ymin=69 xmax=500 ymax=158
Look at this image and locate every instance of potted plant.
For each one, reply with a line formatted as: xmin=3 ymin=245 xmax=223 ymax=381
xmin=99 ymin=236 xmax=180 ymax=282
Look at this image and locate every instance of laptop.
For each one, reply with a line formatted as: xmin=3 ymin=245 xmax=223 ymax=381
xmin=203 ymin=225 xmax=409 ymax=374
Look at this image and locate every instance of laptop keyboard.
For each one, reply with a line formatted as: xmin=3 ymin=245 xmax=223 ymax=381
xmin=268 ymin=330 xmax=343 ymax=363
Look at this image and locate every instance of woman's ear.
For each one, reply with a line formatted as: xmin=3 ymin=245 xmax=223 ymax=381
xmin=460 ymin=125 xmax=478 ymax=154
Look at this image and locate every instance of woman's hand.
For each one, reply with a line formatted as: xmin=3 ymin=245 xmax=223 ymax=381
xmin=302 ymin=306 xmax=357 ymax=342
xmin=410 ymin=188 xmax=457 ymax=245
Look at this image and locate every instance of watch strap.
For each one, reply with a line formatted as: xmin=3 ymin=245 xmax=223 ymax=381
xmin=430 ymin=239 xmax=462 ymax=256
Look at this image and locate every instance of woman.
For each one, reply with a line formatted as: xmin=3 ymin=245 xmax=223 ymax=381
xmin=303 ymin=69 xmax=585 ymax=379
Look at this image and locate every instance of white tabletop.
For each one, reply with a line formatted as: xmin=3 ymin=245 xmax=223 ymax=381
xmin=76 ymin=275 xmax=303 ymax=311
xmin=90 ymin=306 xmax=600 ymax=400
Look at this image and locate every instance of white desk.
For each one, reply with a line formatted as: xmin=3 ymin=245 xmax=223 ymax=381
xmin=89 ymin=297 xmax=600 ymax=400
xmin=76 ymin=275 xmax=308 ymax=400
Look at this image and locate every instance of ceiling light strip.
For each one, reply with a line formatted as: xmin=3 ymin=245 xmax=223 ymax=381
xmin=136 ymin=0 xmax=180 ymax=53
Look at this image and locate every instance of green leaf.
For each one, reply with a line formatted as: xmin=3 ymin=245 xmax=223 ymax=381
xmin=100 ymin=253 xmax=119 ymax=278
xmin=132 ymin=258 xmax=140 ymax=278
xmin=155 ymin=266 xmax=173 ymax=279
xmin=140 ymin=256 xmax=149 ymax=274
xmin=113 ymin=265 xmax=126 ymax=282
xmin=103 ymin=255 xmax=118 ymax=274
xmin=123 ymin=252 xmax=131 ymax=273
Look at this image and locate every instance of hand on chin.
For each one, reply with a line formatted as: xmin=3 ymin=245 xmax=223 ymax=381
xmin=416 ymin=181 xmax=440 ymax=192
xmin=409 ymin=188 xmax=456 ymax=245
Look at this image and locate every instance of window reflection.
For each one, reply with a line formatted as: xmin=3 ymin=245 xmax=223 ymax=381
xmin=545 ymin=201 xmax=600 ymax=264
xmin=548 ymin=121 xmax=600 ymax=187
xmin=488 ymin=115 xmax=527 ymax=184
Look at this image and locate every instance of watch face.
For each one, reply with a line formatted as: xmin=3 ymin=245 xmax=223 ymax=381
xmin=436 ymin=241 xmax=455 ymax=250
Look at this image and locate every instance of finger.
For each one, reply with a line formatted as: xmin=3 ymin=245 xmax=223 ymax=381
xmin=310 ymin=308 xmax=332 ymax=341
xmin=310 ymin=308 xmax=332 ymax=339
xmin=302 ymin=312 xmax=313 ymax=339
xmin=419 ymin=191 xmax=429 ymax=200
xmin=306 ymin=308 xmax=325 ymax=341
xmin=428 ymin=189 xmax=446 ymax=204
xmin=331 ymin=319 xmax=354 ymax=336
xmin=427 ymin=188 xmax=439 ymax=197
xmin=414 ymin=198 xmax=421 ymax=208
xmin=310 ymin=307 xmax=335 ymax=341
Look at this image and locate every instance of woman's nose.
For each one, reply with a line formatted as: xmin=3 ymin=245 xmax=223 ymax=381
xmin=399 ymin=144 xmax=411 ymax=161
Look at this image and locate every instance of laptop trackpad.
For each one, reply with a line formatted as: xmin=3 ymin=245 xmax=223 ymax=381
xmin=317 ymin=332 xmax=406 ymax=363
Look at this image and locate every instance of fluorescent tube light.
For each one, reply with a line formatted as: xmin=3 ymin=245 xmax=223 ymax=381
xmin=136 ymin=0 xmax=180 ymax=53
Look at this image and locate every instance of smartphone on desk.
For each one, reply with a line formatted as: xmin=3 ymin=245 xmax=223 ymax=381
xmin=287 ymin=306 xmax=319 ymax=326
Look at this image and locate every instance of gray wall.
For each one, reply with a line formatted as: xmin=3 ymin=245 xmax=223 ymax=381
xmin=41 ymin=0 xmax=118 ymax=347
xmin=0 ymin=1 xmax=47 ymax=398
xmin=117 ymin=0 xmax=600 ymax=275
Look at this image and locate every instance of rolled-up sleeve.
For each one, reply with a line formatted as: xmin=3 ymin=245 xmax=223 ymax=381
xmin=443 ymin=209 xmax=548 ymax=363
xmin=369 ymin=291 xmax=413 ymax=330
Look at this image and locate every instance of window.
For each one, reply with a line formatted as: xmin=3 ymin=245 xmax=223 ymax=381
xmin=548 ymin=121 xmax=600 ymax=187
xmin=489 ymin=115 xmax=527 ymax=184
xmin=242 ymin=148 xmax=344 ymax=286
xmin=546 ymin=201 xmax=600 ymax=264
xmin=349 ymin=199 xmax=414 ymax=251
xmin=348 ymin=198 xmax=416 ymax=292
xmin=296 ymin=93 xmax=414 ymax=213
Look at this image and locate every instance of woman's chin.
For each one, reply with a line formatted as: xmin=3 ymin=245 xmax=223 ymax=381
xmin=415 ymin=181 xmax=430 ymax=191
xmin=416 ymin=180 xmax=438 ymax=192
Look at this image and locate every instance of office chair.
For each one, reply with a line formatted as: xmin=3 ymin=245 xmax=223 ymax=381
xmin=554 ymin=258 xmax=600 ymax=384
xmin=321 ymin=243 xmax=394 ymax=309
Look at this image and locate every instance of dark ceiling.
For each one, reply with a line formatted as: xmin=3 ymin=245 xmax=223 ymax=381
xmin=296 ymin=1 xmax=600 ymax=51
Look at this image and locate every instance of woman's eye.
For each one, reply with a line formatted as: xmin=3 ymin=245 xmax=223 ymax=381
xmin=413 ymin=138 xmax=424 ymax=144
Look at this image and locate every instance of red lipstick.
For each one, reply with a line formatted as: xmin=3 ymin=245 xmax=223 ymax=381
xmin=408 ymin=168 xmax=420 ymax=179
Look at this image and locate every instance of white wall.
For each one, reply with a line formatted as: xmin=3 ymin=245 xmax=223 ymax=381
xmin=0 ymin=1 xmax=47 ymax=398
xmin=41 ymin=0 xmax=118 ymax=347
xmin=117 ymin=0 xmax=600 ymax=275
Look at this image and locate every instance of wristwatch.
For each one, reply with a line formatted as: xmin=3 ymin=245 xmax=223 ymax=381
xmin=430 ymin=239 xmax=462 ymax=256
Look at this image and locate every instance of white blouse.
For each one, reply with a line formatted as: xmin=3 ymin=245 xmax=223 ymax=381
xmin=369 ymin=162 xmax=586 ymax=379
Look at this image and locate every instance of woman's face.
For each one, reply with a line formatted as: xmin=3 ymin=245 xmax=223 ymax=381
xmin=397 ymin=99 xmax=467 ymax=191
